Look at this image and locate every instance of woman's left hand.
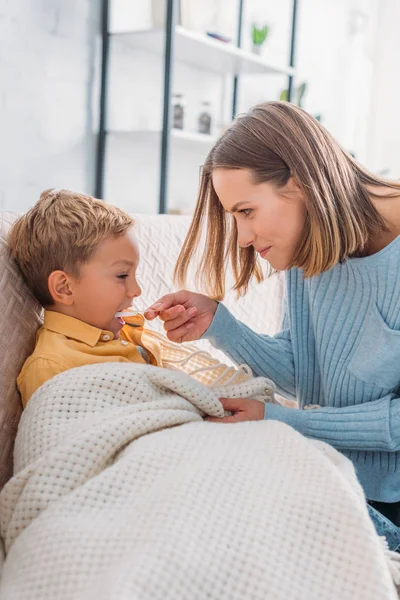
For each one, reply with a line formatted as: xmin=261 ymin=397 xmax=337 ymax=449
xmin=206 ymin=397 xmax=265 ymax=423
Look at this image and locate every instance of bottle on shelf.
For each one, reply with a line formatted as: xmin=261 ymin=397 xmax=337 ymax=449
xmin=198 ymin=101 xmax=212 ymax=135
xmin=172 ymin=93 xmax=185 ymax=130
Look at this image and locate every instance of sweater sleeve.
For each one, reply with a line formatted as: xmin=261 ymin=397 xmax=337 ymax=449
xmin=265 ymin=394 xmax=400 ymax=452
xmin=202 ymin=302 xmax=296 ymax=399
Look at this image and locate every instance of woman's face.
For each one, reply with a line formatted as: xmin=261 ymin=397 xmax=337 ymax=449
xmin=212 ymin=168 xmax=307 ymax=270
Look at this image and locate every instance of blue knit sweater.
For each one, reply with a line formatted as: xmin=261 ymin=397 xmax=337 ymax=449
xmin=204 ymin=236 xmax=400 ymax=502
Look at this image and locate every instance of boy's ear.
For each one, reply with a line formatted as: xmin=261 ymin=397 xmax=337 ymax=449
xmin=47 ymin=270 xmax=74 ymax=305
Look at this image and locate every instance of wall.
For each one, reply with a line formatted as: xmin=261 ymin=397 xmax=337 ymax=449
xmin=366 ymin=0 xmax=400 ymax=177
xmin=0 ymin=0 xmax=101 ymax=212
xmin=295 ymin=0 xmax=380 ymax=165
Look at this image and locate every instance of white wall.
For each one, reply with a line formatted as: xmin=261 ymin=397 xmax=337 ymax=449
xmin=366 ymin=0 xmax=400 ymax=177
xmin=295 ymin=0 xmax=380 ymax=165
xmin=0 ymin=0 xmax=101 ymax=213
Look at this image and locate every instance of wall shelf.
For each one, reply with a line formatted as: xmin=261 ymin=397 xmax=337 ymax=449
xmin=113 ymin=26 xmax=295 ymax=77
xmin=108 ymin=128 xmax=218 ymax=149
xmin=96 ymin=0 xmax=299 ymax=213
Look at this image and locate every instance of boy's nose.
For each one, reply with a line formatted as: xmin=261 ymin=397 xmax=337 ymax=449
xmin=129 ymin=284 xmax=141 ymax=298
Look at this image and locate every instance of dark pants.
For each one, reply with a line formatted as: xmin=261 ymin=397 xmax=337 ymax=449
xmin=368 ymin=500 xmax=400 ymax=526
xmin=368 ymin=500 xmax=400 ymax=552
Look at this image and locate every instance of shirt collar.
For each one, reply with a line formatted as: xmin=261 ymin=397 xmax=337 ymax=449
xmin=43 ymin=310 xmax=113 ymax=347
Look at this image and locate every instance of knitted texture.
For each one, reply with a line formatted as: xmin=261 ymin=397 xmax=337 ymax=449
xmin=142 ymin=328 xmax=264 ymax=390
xmin=0 ymin=363 xmax=398 ymax=600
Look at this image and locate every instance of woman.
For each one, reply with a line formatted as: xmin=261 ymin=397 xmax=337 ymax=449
xmin=145 ymin=101 xmax=400 ymax=550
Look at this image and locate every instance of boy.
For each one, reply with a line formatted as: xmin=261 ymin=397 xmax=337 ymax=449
xmin=9 ymin=189 xmax=252 ymax=407
xmin=8 ymin=188 xmax=163 ymax=407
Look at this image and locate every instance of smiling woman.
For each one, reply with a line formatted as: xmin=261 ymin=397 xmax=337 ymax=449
xmin=146 ymin=100 xmax=400 ymax=551
xmin=174 ymin=101 xmax=397 ymax=298
xmin=211 ymin=168 xmax=306 ymax=272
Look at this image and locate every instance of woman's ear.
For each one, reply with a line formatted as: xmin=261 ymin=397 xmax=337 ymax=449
xmin=47 ymin=270 xmax=74 ymax=306
xmin=283 ymin=177 xmax=306 ymax=207
xmin=286 ymin=176 xmax=303 ymax=194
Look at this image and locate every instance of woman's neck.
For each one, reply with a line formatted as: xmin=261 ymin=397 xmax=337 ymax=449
xmin=363 ymin=185 xmax=400 ymax=256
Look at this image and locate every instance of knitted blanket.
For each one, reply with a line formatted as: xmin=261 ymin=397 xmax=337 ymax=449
xmin=0 ymin=363 xmax=399 ymax=600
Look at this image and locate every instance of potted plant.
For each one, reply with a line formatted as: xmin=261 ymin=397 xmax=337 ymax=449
xmin=251 ymin=24 xmax=270 ymax=54
xmin=280 ymin=82 xmax=307 ymax=108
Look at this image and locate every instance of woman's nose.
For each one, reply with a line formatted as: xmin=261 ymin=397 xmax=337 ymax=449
xmin=237 ymin=229 xmax=254 ymax=249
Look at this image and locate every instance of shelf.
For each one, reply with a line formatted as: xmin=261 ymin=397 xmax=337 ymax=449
xmin=107 ymin=128 xmax=218 ymax=150
xmin=169 ymin=129 xmax=218 ymax=145
xmin=112 ymin=26 xmax=294 ymax=77
xmin=107 ymin=129 xmax=218 ymax=156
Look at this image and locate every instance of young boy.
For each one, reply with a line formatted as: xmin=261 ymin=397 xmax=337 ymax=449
xmin=9 ymin=189 xmax=252 ymax=408
xmin=8 ymin=189 xmax=166 ymax=407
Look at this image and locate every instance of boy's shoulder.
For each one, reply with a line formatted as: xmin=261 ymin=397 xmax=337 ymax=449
xmin=17 ymin=342 xmax=72 ymax=408
xmin=20 ymin=320 xmax=71 ymax=363
xmin=17 ymin=322 xmax=77 ymax=405
xmin=19 ymin=333 xmax=72 ymax=375
xmin=23 ymin=323 xmax=72 ymax=366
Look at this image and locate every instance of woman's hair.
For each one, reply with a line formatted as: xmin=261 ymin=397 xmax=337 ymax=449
xmin=175 ymin=101 xmax=400 ymax=298
xmin=8 ymin=189 xmax=134 ymax=306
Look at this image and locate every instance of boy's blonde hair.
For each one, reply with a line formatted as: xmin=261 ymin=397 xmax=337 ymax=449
xmin=8 ymin=189 xmax=134 ymax=306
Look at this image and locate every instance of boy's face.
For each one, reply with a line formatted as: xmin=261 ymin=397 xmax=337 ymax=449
xmin=65 ymin=229 xmax=141 ymax=337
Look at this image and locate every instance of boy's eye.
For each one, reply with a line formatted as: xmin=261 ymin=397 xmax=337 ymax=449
xmin=117 ymin=273 xmax=128 ymax=279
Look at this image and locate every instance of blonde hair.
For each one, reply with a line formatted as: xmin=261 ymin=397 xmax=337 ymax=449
xmin=8 ymin=189 xmax=134 ymax=306
xmin=175 ymin=101 xmax=400 ymax=299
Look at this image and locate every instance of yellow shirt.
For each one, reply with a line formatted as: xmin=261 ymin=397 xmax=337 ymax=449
xmin=17 ymin=311 xmax=162 ymax=408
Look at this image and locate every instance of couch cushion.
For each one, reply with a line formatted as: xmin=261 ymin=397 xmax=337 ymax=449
xmin=0 ymin=213 xmax=43 ymax=489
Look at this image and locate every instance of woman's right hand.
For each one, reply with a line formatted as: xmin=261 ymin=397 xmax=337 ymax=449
xmin=144 ymin=290 xmax=218 ymax=343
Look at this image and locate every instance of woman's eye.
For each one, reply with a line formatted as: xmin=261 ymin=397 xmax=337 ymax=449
xmin=117 ymin=273 xmax=128 ymax=280
xmin=240 ymin=208 xmax=252 ymax=217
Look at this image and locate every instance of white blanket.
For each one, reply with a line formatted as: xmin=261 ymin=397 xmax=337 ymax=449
xmin=0 ymin=363 xmax=399 ymax=600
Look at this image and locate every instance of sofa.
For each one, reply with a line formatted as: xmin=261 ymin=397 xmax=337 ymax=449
xmin=0 ymin=211 xmax=285 ymax=490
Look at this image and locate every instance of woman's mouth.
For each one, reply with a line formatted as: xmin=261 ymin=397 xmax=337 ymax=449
xmin=259 ymin=246 xmax=272 ymax=258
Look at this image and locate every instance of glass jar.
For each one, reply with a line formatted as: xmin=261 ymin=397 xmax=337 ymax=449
xmin=198 ymin=101 xmax=212 ymax=135
xmin=172 ymin=93 xmax=185 ymax=130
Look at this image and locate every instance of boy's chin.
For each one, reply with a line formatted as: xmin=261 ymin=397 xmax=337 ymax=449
xmin=108 ymin=316 xmax=125 ymax=338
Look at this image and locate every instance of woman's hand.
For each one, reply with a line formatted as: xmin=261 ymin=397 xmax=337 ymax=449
xmin=206 ymin=398 xmax=265 ymax=423
xmin=144 ymin=290 xmax=218 ymax=343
